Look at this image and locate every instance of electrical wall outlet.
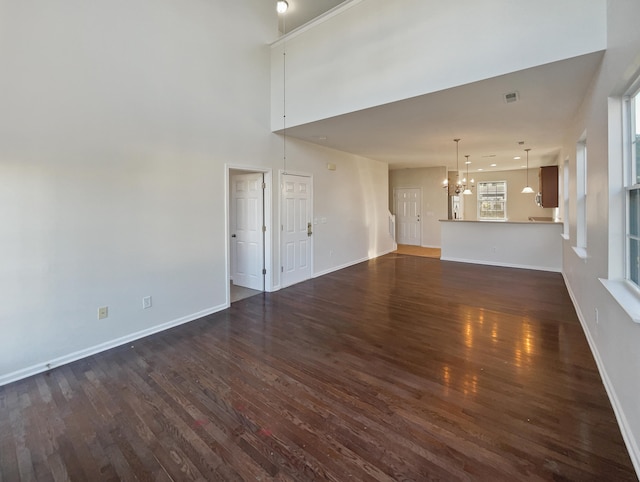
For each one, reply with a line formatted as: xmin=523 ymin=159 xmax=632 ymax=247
xmin=142 ymin=296 xmax=152 ymax=309
xmin=98 ymin=306 xmax=108 ymax=320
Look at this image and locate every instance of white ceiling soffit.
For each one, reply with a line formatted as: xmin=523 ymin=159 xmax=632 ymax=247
xmin=278 ymin=0 xmax=349 ymax=34
xmin=281 ymin=52 xmax=604 ymax=172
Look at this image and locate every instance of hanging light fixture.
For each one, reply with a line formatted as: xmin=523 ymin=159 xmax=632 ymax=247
xmin=442 ymin=160 xmax=449 ymax=190
xmin=276 ymin=0 xmax=288 ymax=13
xmin=521 ymin=148 xmax=535 ymax=194
xmin=462 ymin=155 xmax=474 ymax=195
xmin=453 ymin=139 xmax=463 ymax=195
xmin=278 ymin=0 xmax=289 ymax=173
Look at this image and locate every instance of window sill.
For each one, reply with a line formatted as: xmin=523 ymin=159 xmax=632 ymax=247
xmin=600 ymin=278 xmax=640 ymax=323
xmin=572 ymin=246 xmax=588 ymax=261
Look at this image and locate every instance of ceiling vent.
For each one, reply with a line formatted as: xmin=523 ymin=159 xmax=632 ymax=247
xmin=504 ymin=91 xmax=519 ymax=104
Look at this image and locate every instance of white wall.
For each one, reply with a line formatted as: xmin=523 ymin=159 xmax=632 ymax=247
xmin=279 ymin=138 xmax=395 ymax=277
xmin=0 ymin=1 xmax=394 ymax=384
xmin=561 ymin=0 xmax=640 ymax=473
xmin=0 ymin=0 xmax=275 ymax=381
xmin=271 ymin=0 xmax=606 ymax=130
xmin=389 ymin=167 xmax=448 ymax=247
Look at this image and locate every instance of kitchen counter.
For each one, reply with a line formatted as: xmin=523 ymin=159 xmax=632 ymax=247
xmin=439 ymin=219 xmax=560 ymax=224
xmin=439 ymin=219 xmax=563 ymax=271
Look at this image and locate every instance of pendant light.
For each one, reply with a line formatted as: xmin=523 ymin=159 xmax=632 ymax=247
xmin=454 ymin=139 xmax=462 ymax=195
xmin=521 ymin=148 xmax=535 ymax=194
xmin=462 ymin=155 xmax=473 ymax=195
xmin=278 ymin=0 xmax=289 ymax=173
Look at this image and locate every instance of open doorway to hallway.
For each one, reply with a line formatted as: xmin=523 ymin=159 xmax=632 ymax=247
xmin=230 ymin=283 xmax=262 ymax=303
xmin=227 ymin=167 xmax=273 ymax=303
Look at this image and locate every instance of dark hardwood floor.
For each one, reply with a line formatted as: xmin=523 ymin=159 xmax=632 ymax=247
xmin=1 ymin=254 xmax=637 ymax=481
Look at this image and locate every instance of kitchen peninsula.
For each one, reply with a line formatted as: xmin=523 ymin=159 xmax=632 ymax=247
xmin=440 ymin=219 xmax=562 ymax=272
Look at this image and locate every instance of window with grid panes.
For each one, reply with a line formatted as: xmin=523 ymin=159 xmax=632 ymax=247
xmin=628 ymin=90 xmax=640 ymax=286
xmin=477 ymin=181 xmax=507 ymax=221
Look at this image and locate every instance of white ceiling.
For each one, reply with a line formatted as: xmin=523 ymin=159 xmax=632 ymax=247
xmin=278 ymin=2 xmax=604 ymax=173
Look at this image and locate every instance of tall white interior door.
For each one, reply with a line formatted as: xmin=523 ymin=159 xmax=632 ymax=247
xmin=281 ymin=173 xmax=312 ymax=288
xmin=231 ymin=173 xmax=264 ymax=290
xmin=395 ymin=188 xmax=421 ymax=246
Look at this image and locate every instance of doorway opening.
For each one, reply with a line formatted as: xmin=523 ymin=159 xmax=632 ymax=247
xmin=227 ymin=166 xmax=273 ymax=304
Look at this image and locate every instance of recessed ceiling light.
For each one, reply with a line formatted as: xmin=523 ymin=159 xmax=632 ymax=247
xmin=521 ymin=165 xmax=527 ymax=168
xmin=465 ymin=161 xmax=471 ymax=165
xmin=490 ymin=163 xmax=497 ymax=167
xmin=477 ymin=168 xmax=484 ymax=171
xmin=514 ymin=156 xmax=521 ymax=160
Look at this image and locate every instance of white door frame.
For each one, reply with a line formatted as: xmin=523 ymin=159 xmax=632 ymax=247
xmin=279 ymin=170 xmax=313 ymax=289
xmin=225 ymin=165 xmax=273 ymax=305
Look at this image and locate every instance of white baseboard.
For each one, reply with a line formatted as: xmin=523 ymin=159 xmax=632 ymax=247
xmin=377 ymin=247 xmax=397 ymax=257
xmin=440 ymin=256 xmax=561 ymax=273
xmin=0 ymin=303 xmax=228 ymax=388
xmin=314 ymin=256 xmax=370 ymax=278
xmin=562 ymin=273 xmax=640 ymax=478
xmin=313 ymin=248 xmax=396 ymax=279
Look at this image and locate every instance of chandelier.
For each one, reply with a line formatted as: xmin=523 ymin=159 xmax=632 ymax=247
xmin=444 ymin=139 xmax=474 ymax=195
xmin=461 ymin=155 xmax=474 ymax=195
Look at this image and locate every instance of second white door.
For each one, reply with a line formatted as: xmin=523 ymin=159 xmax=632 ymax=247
xmin=281 ymin=173 xmax=312 ymax=288
xmin=395 ymin=188 xmax=421 ymax=246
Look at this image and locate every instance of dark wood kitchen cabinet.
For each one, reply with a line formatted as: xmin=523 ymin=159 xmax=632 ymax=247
xmin=539 ymin=166 xmax=558 ymax=208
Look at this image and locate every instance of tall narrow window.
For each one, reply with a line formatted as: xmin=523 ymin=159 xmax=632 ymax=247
xmin=477 ymin=181 xmax=507 ymax=221
xmin=563 ymin=159 xmax=570 ymax=238
xmin=576 ymin=134 xmax=588 ymax=252
xmin=627 ymin=91 xmax=640 ymax=286
xmin=600 ymin=80 xmax=640 ymax=323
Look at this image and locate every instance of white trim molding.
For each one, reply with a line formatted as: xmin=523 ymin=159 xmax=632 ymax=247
xmin=0 ymin=304 xmax=228 ymax=387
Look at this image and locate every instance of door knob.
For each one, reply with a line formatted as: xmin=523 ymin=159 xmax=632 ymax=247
xmin=231 ymin=234 xmax=236 ymax=238
xmin=307 ymin=222 xmax=312 ymax=237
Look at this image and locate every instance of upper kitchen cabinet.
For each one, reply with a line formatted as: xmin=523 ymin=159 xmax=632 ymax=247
xmin=539 ymin=166 xmax=559 ymax=208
